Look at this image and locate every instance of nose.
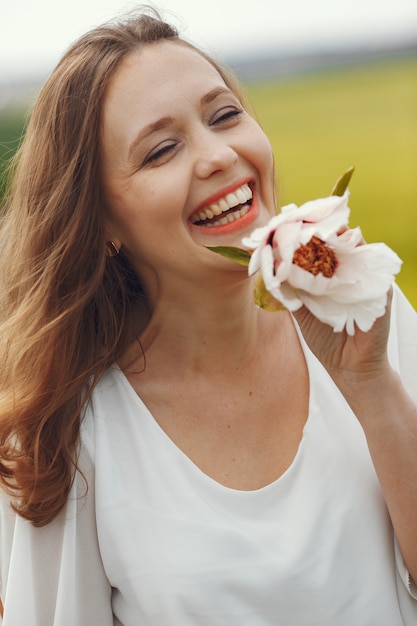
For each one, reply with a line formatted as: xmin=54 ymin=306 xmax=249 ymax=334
xmin=193 ymin=131 xmax=238 ymax=179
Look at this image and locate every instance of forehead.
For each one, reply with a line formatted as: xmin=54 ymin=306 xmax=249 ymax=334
xmin=103 ymin=40 xmax=228 ymax=116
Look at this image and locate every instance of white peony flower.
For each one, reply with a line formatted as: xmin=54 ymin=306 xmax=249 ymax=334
xmin=242 ymin=192 xmax=402 ymax=335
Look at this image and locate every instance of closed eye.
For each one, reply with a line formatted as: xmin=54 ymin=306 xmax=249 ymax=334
xmin=210 ymin=107 xmax=243 ymax=126
xmin=143 ymin=141 xmax=179 ymax=166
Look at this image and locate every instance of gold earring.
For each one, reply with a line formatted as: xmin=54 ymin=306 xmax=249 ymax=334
xmin=106 ymin=241 xmax=120 ymax=257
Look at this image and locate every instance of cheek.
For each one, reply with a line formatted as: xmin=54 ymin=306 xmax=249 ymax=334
xmin=105 ymin=179 xmax=190 ymax=262
xmin=243 ymin=121 xmax=275 ymax=175
xmin=104 ymin=179 xmax=165 ymax=239
xmin=247 ymin=124 xmax=276 ymax=197
xmin=255 ymin=128 xmax=275 ymax=171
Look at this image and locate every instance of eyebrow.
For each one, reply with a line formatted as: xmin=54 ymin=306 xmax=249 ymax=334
xmin=128 ymin=116 xmax=174 ymax=161
xmin=127 ymin=86 xmax=232 ymax=161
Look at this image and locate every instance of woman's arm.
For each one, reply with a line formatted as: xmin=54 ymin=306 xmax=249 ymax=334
xmin=293 ymin=290 xmax=417 ymax=583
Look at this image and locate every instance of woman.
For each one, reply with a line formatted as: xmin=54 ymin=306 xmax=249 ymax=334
xmin=0 ymin=8 xmax=416 ymax=625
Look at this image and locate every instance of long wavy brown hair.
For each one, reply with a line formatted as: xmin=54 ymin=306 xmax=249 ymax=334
xmin=0 ymin=7 xmax=248 ymax=527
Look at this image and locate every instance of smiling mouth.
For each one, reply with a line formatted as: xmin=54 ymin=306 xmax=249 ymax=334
xmin=189 ymin=183 xmax=253 ymax=227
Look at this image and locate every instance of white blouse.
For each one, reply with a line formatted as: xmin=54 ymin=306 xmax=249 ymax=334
xmin=1 ymin=285 xmax=417 ymax=625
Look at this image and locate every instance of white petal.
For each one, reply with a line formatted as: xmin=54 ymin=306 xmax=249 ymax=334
xmin=280 ymin=192 xmax=350 ymax=236
xmin=242 ymin=215 xmax=282 ymax=249
xmin=288 ymin=265 xmax=337 ymax=295
xmin=259 ymin=246 xmax=281 ymax=288
xmin=273 ymin=221 xmax=303 ymax=263
xmin=297 ymin=289 xmax=388 ymax=335
xmin=270 ymin=281 xmax=303 ymax=311
xmin=280 ymin=202 xmax=298 ymax=215
xmin=332 ymin=227 xmax=363 ymax=249
xmin=248 ymin=245 xmax=262 ymax=275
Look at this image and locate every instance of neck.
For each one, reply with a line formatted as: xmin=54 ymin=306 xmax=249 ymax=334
xmin=133 ymin=272 xmax=265 ymax=375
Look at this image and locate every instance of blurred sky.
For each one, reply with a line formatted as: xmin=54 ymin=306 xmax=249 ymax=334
xmin=1 ymin=0 xmax=417 ymax=83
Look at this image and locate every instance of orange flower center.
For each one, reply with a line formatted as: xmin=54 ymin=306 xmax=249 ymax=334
xmin=293 ymin=235 xmax=337 ymax=278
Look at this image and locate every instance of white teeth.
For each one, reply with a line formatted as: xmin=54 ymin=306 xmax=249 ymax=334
xmin=218 ymin=198 xmax=229 ymax=212
xmin=190 ymin=183 xmax=253 ymax=224
xmin=211 ymin=204 xmax=250 ymax=227
xmin=210 ymin=203 xmax=223 ymax=216
xmin=226 ymin=192 xmax=239 ymax=206
xmin=236 ymin=188 xmax=247 ymax=204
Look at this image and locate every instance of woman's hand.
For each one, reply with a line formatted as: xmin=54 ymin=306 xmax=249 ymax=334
xmin=291 ymin=288 xmax=393 ymax=387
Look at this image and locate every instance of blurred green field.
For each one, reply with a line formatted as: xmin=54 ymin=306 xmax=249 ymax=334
xmin=0 ymin=55 xmax=416 ymax=307
xmin=246 ymin=55 xmax=417 ymax=308
xmin=0 ymin=108 xmax=28 ymax=198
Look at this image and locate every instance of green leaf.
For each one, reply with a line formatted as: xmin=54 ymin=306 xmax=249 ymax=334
xmin=206 ymin=246 xmax=251 ymax=267
xmin=331 ymin=165 xmax=355 ymax=197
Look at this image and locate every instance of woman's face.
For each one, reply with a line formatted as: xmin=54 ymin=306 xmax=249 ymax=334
xmin=100 ymin=40 xmax=276 ymax=289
